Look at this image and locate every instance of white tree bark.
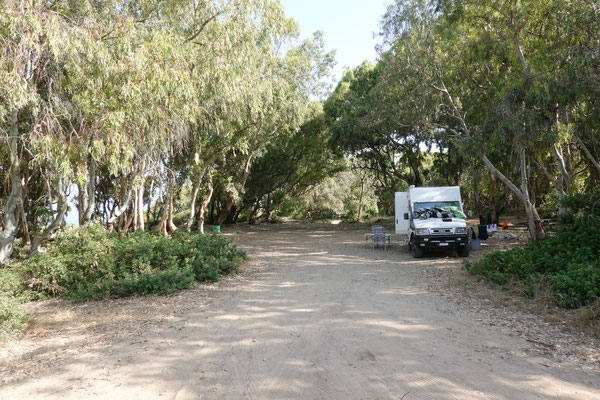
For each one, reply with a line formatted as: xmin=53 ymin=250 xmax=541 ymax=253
xmin=136 ymin=183 xmax=145 ymax=231
xmin=574 ymin=134 xmax=600 ymax=176
xmin=186 ymin=166 xmax=207 ymax=231
xmin=0 ymin=111 xmax=23 ymax=264
xmin=519 ymin=150 xmax=537 ymax=240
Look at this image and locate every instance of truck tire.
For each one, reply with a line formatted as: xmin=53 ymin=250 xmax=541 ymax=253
xmin=411 ymin=239 xmax=424 ymax=258
xmin=456 ymin=245 xmax=469 ymax=257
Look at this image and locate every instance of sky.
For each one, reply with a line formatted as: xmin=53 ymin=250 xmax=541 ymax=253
xmin=279 ymin=0 xmax=392 ymax=83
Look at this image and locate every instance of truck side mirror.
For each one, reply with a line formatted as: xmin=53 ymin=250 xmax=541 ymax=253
xmin=466 ymin=210 xmax=472 ymax=218
xmin=403 ymin=213 xmax=409 ymax=220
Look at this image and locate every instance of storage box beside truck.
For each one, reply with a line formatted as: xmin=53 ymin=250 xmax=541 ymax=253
xmin=395 ymin=186 xmax=470 ymax=258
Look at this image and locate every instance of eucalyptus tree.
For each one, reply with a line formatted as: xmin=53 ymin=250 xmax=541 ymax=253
xmin=377 ymin=0 xmax=600 ymax=238
xmin=181 ymin=0 xmax=267 ymax=232
xmin=324 ymin=51 xmax=441 ymax=194
xmin=209 ymin=19 xmax=335 ymax=225
xmin=241 ymin=103 xmax=346 ymax=223
xmin=0 ymin=1 xmax=85 ymax=260
xmin=70 ymin=0 xmax=198 ymax=234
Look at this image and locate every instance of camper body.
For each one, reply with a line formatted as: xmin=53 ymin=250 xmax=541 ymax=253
xmin=395 ymin=186 xmax=469 ymax=258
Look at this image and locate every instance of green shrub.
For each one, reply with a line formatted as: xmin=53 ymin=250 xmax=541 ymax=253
xmin=10 ymin=224 xmax=247 ymax=303
xmin=0 ymin=296 xmax=27 ymax=340
xmin=465 ymin=192 xmax=600 ymax=308
xmin=0 ymin=267 xmax=29 ymax=340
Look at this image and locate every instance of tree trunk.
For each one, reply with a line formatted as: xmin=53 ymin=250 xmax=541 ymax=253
xmin=30 ymin=177 xmax=69 ymax=255
xmin=215 ymin=153 xmax=254 ymax=225
xmin=0 ymin=112 xmax=23 ymax=264
xmin=357 ymin=174 xmax=365 ymax=221
xmin=496 ymin=186 xmax=509 ymax=222
xmin=17 ymin=201 xmax=30 ymax=245
xmin=215 ymin=196 xmax=235 ymax=226
xmin=186 ymin=166 xmax=207 ymax=231
xmin=482 ymin=150 xmax=544 ymax=240
xmin=471 ymin=166 xmax=483 ymax=223
xmin=79 ymin=157 xmax=96 ymax=226
xmin=574 ymin=133 xmax=600 ymax=176
xmin=248 ymin=199 xmax=261 ymax=225
xmin=146 ymin=179 xmax=154 ymax=229
xmin=167 ymin=196 xmax=177 ymax=233
xmin=107 ymin=174 xmax=136 ymax=229
xmin=118 ymin=211 xmax=135 ymax=236
xmin=197 ymin=174 xmax=214 ymax=234
xmin=158 ymin=201 xmax=168 ymax=236
xmin=488 ymin=169 xmax=498 ymax=224
xmin=77 ymin=183 xmax=88 ymax=225
xmin=133 ymin=182 xmax=145 ymax=231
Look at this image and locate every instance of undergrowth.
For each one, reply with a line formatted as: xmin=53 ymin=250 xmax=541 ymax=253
xmin=0 ymin=224 xmax=247 ymax=339
xmin=465 ymin=192 xmax=600 ymax=309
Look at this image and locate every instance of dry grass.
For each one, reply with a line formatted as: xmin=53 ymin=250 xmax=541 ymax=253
xmin=573 ymin=299 xmax=600 ymax=337
xmin=444 ymin=266 xmax=600 ymax=365
xmin=450 ymin=264 xmax=600 ymax=337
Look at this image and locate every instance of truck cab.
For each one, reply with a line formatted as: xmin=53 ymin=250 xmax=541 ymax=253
xmin=395 ymin=186 xmax=470 ymax=258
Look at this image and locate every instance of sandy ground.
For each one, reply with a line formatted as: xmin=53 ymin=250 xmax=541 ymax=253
xmin=1 ymin=223 xmax=599 ymax=399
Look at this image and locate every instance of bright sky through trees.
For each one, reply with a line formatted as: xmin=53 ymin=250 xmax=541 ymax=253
xmin=280 ymin=0 xmax=391 ymax=81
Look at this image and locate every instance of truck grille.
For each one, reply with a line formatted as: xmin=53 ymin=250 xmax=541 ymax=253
xmin=431 ymin=228 xmax=454 ymax=235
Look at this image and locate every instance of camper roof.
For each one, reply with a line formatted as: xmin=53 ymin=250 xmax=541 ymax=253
xmin=409 ymin=186 xmax=462 ymax=204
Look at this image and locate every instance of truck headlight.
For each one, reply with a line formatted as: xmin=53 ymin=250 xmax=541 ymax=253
xmin=415 ymin=228 xmax=430 ymax=236
xmin=455 ymin=227 xmax=467 ymax=235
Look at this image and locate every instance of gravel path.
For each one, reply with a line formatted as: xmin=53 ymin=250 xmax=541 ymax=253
xmin=1 ymin=224 xmax=599 ymax=399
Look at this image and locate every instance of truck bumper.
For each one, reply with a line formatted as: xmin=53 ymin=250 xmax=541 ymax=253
xmin=413 ymin=235 xmax=469 ymax=249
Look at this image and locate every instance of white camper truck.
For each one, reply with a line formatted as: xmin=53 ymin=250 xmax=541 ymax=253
xmin=395 ymin=186 xmax=470 ymax=258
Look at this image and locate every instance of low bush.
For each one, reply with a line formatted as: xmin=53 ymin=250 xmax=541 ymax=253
xmin=9 ymin=225 xmax=247 ymax=302
xmin=465 ymin=192 xmax=600 ymax=308
xmin=0 ymin=268 xmax=28 ymax=340
xmin=0 ymin=296 xmax=27 ymax=341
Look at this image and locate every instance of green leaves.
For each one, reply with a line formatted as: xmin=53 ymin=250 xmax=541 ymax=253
xmin=10 ymin=224 xmax=246 ymax=302
xmin=466 ymin=192 xmax=600 ymax=308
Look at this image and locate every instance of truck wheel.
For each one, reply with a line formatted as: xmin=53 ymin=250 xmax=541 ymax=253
xmin=411 ymin=239 xmax=424 ymax=258
xmin=457 ymin=245 xmax=469 ymax=257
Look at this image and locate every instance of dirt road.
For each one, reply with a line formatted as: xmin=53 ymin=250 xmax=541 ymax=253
xmin=1 ymin=225 xmax=599 ymax=399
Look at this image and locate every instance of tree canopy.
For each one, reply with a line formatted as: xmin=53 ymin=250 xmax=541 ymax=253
xmin=1 ymin=0 xmax=599 ymax=263
xmin=0 ymin=0 xmax=338 ymax=262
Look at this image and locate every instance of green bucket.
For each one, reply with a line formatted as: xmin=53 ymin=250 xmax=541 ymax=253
xmin=214 ymin=225 xmax=221 ymax=233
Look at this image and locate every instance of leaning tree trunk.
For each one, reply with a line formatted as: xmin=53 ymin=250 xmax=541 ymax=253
xmin=482 ymin=150 xmax=545 ymax=240
xmin=574 ymin=133 xmax=600 ymax=177
xmin=0 ymin=112 xmax=23 ymax=264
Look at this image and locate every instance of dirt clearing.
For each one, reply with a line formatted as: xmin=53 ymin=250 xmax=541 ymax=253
xmin=1 ymin=224 xmax=599 ymax=399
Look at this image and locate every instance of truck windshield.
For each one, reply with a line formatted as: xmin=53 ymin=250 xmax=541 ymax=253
xmin=413 ymin=201 xmax=464 ymax=218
